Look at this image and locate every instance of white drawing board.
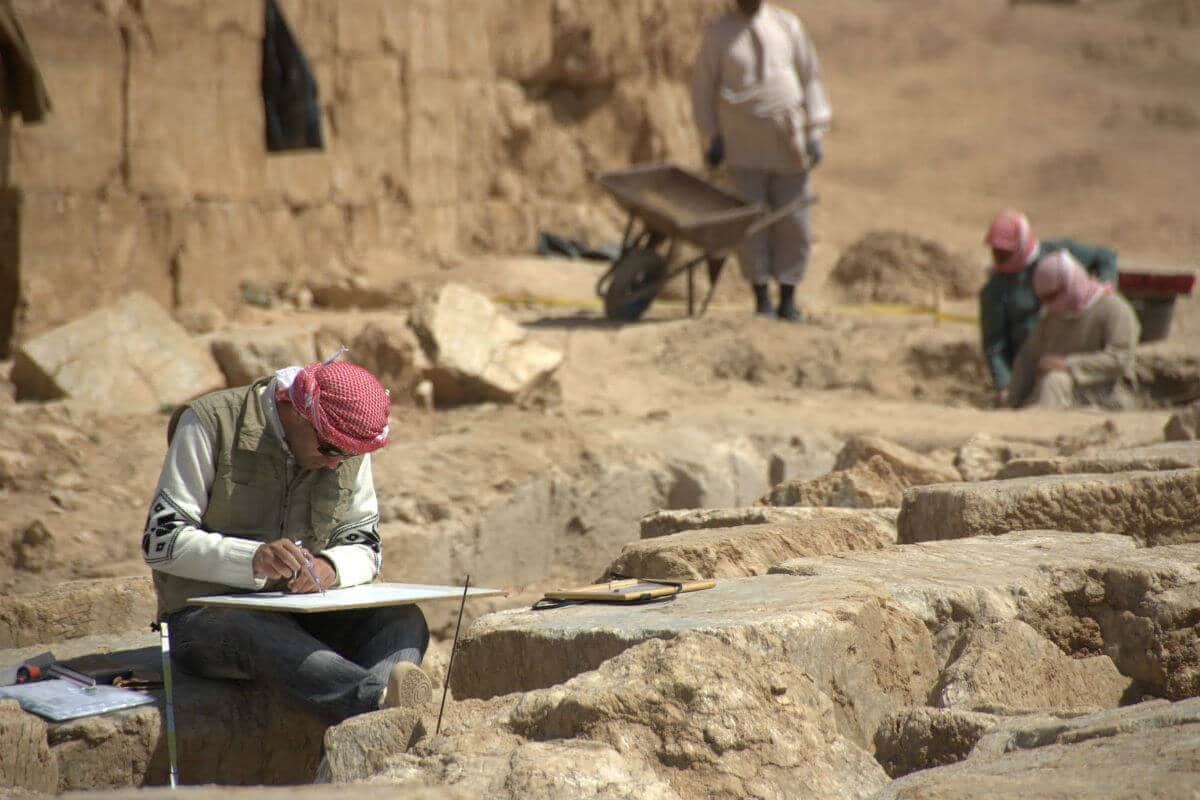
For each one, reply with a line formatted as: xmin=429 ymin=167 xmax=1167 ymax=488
xmin=189 ymin=582 xmax=504 ymax=613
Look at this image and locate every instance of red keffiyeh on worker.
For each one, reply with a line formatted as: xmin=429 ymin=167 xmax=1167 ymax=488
xmin=1033 ymin=249 xmax=1112 ymax=316
xmin=278 ymin=358 xmax=390 ymax=455
xmin=985 ymin=211 xmax=1040 ymax=274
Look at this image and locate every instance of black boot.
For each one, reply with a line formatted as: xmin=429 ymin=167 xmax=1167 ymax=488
xmin=777 ymin=284 xmax=803 ymax=322
xmin=753 ymin=284 xmax=774 ymax=317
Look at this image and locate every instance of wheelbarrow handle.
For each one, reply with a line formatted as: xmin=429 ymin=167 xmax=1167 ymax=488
xmin=742 ymin=194 xmax=819 ymax=241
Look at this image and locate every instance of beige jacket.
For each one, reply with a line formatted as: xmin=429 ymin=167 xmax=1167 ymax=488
xmin=1009 ymin=292 xmax=1141 ymax=409
xmin=690 ymin=5 xmax=832 ymax=171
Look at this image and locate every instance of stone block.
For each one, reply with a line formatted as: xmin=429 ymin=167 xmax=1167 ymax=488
xmin=897 ymin=468 xmax=1200 ymax=546
xmin=452 ymin=572 xmax=940 ymax=750
xmin=11 ymin=192 xmax=175 ymax=345
xmin=48 ymin=670 xmax=324 ymax=790
xmin=0 ymin=577 xmax=155 ymax=649
xmin=639 ymin=506 xmax=898 ymax=539
xmin=346 ymin=319 xmax=431 ymax=403
xmin=127 ymin=1 xmax=265 ymax=200
xmin=7 ymin=3 xmax=123 ymax=192
xmin=954 ymin=433 xmax=1054 ymax=481
xmin=875 ymin=699 xmax=1200 ymax=799
xmin=407 ymin=78 xmax=460 ymax=207
xmin=406 ymin=0 xmax=452 ymax=76
xmin=931 ymin=620 xmax=1131 ymax=713
xmin=762 ymin=455 xmax=906 ymax=508
xmin=489 ymin=0 xmax=553 ymax=82
xmin=630 ymin=428 xmax=769 ymax=509
xmin=0 ymin=698 xmax=57 ymax=792
xmin=411 ymin=283 xmax=562 ymax=406
xmin=207 ymin=326 xmax=318 ymax=387
xmin=835 ymin=435 xmax=961 ymax=485
xmin=997 ymin=442 xmax=1200 ymax=479
xmin=772 ymin=533 xmax=1200 ymax=702
xmin=609 ymin=510 xmax=897 ymax=580
xmin=322 ymin=707 xmax=424 ymax=782
xmin=1165 ymin=401 xmax=1200 ymax=441
xmin=11 ymin=292 xmax=224 ymax=412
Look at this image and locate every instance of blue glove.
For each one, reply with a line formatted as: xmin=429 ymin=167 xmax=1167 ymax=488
xmin=806 ymin=136 xmax=823 ymax=167
xmin=704 ymin=134 xmax=725 ymax=168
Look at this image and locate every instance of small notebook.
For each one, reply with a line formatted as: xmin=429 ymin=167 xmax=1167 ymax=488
xmin=0 ymin=678 xmax=156 ymax=722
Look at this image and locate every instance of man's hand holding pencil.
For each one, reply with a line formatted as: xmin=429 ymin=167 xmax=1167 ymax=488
xmin=252 ymin=539 xmax=335 ymax=593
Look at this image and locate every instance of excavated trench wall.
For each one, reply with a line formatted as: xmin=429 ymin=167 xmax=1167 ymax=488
xmin=0 ymin=0 xmax=710 ymax=356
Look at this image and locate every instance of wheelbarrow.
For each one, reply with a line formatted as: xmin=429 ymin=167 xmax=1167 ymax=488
xmin=593 ymin=163 xmax=814 ymax=321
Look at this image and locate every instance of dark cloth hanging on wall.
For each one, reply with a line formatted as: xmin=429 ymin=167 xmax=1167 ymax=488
xmin=0 ymin=0 xmax=50 ymax=123
xmin=261 ymin=0 xmax=322 ymax=151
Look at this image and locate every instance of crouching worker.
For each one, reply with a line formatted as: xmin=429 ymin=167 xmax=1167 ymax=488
xmin=1007 ymin=251 xmax=1140 ymax=410
xmin=142 ymin=352 xmax=431 ymax=724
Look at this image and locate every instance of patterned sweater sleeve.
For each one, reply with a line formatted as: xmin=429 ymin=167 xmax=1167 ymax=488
xmin=142 ymin=410 xmax=383 ymax=589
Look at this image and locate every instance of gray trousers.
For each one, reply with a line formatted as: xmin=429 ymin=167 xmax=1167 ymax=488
xmin=1025 ymin=371 xmax=1138 ymax=410
xmin=168 ymin=603 xmax=428 ymax=724
xmin=729 ymin=168 xmax=812 ymax=286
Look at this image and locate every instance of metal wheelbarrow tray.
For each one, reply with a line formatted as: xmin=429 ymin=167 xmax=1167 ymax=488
xmin=593 ymin=162 xmax=811 ymax=320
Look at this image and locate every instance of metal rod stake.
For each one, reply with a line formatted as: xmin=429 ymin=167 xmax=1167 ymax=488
xmin=159 ymin=622 xmax=180 ymax=789
xmin=435 ymin=575 xmax=471 ymax=737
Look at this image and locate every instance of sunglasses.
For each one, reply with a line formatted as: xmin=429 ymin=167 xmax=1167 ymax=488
xmin=316 ymin=438 xmax=351 ymax=459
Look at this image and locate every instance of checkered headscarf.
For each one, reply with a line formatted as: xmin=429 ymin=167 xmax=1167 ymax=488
xmin=276 ymin=350 xmax=390 ymax=455
xmin=985 ymin=211 xmax=1040 ymax=274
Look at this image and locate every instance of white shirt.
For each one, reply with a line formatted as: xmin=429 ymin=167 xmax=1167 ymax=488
xmin=142 ymin=381 xmax=382 ymax=591
xmin=691 ymin=5 xmax=832 ymax=170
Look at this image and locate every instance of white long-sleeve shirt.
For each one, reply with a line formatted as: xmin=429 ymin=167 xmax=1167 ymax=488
xmin=142 ymin=382 xmax=382 ymax=591
xmin=691 ymin=5 xmax=832 ymax=171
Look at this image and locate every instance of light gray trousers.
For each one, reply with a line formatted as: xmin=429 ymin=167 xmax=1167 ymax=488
xmin=729 ymin=168 xmax=811 ymax=286
xmin=168 ymin=603 xmax=428 ymax=724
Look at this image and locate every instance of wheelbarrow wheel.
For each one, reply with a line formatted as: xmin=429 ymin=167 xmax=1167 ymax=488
xmin=601 ymin=247 xmax=668 ymax=321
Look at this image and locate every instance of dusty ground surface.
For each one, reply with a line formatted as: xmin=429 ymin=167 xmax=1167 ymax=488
xmin=0 ymin=1 xmax=1198 ymax=794
xmin=1 ymin=0 xmax=1197 ymax=600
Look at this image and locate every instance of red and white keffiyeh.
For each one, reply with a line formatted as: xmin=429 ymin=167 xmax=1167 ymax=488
xmin=985 ymin=211 xmax=1040 ymax=274
xmin=274 ymin=349 xmax=390 ymax=455
xmin=1033 ymin=249 xmax=1111 ymax=316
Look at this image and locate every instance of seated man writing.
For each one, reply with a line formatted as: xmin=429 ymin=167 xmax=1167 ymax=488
xmin=1007 ymin=250 xmax=1140 ymax=410
xmin=142 ymin=352 xmax=431 ymax=723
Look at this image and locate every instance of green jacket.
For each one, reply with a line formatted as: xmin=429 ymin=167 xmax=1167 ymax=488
xmin=154 ymin=379 xmax=362 ymax=618
xmin=979 ymin=238 xmax=1118 ymax=390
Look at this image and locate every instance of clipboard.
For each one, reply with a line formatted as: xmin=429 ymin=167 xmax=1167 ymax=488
xmin=540 ymin=577 xmax=715 ymax=604
xmin=0 ymin=678 xmax=156 ymax=722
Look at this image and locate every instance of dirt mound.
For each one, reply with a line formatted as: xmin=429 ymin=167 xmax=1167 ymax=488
xmin=826 ymin=231 xmax=982 ymax=306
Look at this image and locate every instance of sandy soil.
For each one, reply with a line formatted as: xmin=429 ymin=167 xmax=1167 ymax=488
xmin=1 ymin=0 xmax=1198 ymax=610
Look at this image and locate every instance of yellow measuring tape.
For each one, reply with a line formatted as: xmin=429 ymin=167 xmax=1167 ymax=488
xmin=494 ymin=293 xmax=979 ymax=325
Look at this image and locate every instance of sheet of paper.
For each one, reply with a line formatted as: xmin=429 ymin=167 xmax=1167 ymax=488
xmin=188 ymin=582 xmax=504 ymax=613
xmin=0 ymin=678 xmax=155 ymax=722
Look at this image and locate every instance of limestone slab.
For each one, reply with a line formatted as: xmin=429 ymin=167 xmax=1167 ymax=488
xmin=207 ymin=326 xmax=318 ymax=387
xmin=12 ymin=292 xmax=224 ymax=411
xmin=411 ymin=284 xmax=563 ymax=405
xmin=896 ymin=468 xmax=1200 ymax=546
xmin=639 ymin=506 xmax=898 ymax=539
xmin=0 ymin=577 xmax=155 ymax=649
xmin=996 ymin=442 xmax=1200 ymax=479
xmin=452 ymin=572 xmax=941 ymax=750
xmin=874 ymin=698 xmax=1200 ymax=799
xmin=609 ymin=511 xmax=897 ymax=580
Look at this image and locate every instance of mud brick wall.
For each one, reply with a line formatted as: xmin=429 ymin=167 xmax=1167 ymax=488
xmin=0 ymin=0 xmax=709 ymax=355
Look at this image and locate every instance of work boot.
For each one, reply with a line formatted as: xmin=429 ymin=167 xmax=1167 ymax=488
xmin=380 ymin=662 xmax=433 ymax=710
xmin=753 ymin=284 xmax=774 ymax=317
xmin=777 ymin=284 xmax=803 ymax=322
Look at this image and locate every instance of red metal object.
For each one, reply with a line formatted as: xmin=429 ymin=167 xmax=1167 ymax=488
xmin=1118 ymin=271 xmax=1195 ymax=296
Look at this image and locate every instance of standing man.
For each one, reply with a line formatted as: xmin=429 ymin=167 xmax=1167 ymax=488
xmin=142 ymin=352 xmax=432 ymax=724
xmin=691 ymin=0 xmax=831 ymax=322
